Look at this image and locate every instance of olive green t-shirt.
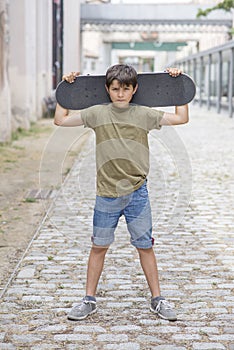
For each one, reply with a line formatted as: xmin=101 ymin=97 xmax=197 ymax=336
xmin=81 ymin=103 xmax=164 ymax=197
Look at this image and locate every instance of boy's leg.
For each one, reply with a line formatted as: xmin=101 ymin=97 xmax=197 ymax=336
xmin=137 ymin=246 xmax=177 ymax=321
xmin=68 ymin=195 xmax=120 ymax=321
xmin=67 ymin=245 xmax=108 ymax=321
xmin=137 ymin=247 xmax=160 ymax=297
xmin=88 ymin=195 xmax=121 ymax=296
xmin=124 ymin=183 xmax=177 ymax=321
xmin=86 ymin=245 xmax=109 ymax=296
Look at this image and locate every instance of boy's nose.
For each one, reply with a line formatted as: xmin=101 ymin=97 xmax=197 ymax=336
xmin=118 ymin=88 xmax=124 ymax=97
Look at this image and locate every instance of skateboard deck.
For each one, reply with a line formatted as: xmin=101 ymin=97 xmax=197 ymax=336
xmin=56 ymin=72 xmax=196 ymax=110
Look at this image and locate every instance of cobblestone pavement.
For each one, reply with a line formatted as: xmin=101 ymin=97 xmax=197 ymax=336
xmin=0 ymin=106 xmax=233 ymax=350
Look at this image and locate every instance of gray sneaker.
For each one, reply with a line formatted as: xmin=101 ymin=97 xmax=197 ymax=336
xmin=150 ymin=296 xmax=177 ymax=321
xmin=67 ymin=296 xmax=97 ymax=321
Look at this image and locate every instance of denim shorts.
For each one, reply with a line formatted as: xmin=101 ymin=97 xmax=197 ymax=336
xmin=92 ymin=181 xmax=154 ymax=249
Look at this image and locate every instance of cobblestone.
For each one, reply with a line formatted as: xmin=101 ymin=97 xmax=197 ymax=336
xmin=0 ymin=107 xmax=234 ymax=349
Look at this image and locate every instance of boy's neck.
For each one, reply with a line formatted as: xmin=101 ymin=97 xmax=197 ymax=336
xmin=112 ymin=102 xmax=130 ymax=109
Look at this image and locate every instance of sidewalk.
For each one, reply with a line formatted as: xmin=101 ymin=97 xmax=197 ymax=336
xmin=0 ymin=106 xmax=233 ymax=350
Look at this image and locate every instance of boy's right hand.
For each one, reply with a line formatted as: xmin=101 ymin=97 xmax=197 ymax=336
xmin=62 ymin=71 xmax=80 ymax=83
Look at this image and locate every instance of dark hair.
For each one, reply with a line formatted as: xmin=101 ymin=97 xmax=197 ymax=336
xmin=105 ymin=64 xmax=138 ymax=88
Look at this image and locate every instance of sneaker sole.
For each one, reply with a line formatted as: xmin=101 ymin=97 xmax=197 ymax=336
xmin=67 ymin=307 xmax=97 ymax=321
xmin=150 ymin=307 xmax=177 ymax=322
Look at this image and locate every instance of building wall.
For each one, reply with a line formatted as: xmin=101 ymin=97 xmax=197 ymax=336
xmin=81 ymin=23 xmax=231 ymax=74
xmin=8 ymin=0 xmax=53 ymax=131
xmin=0 ymin=0 xmax=11 ymax=142
xmin=0 ymin=0 xmax=81 ymax=142
xmin=0 ymin=0 xmax=53 ymax=141
xmin=80 ymin=2 xmax=232 ymax=74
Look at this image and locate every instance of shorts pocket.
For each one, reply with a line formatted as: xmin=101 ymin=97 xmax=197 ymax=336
xmin=136 ymin=182 xmax=148 ymax=198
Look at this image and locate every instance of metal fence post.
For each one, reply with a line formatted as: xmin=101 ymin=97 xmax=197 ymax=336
xmin=228 ymin=48 xmax=234 ymax=118
xmin=207 ymin=54 xmax=212 ymax=110
xmin=199 ymin=56 xmax=204 ymax=107
xmin=216 ymin=51 xmax=222 ymax=114
xmin=193 ymin=58 xmax=197 ymax=90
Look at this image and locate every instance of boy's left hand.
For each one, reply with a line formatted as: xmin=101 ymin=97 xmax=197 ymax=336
xmin=62 ymin=71 xmax=80 ymax=83
xmin=166 ymin=67 xmax=182 ymax=77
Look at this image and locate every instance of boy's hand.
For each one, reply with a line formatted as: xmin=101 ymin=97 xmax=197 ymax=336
xmin=62 ymin=71 xmax=80 ymax=83
xmin=166 ymin=67 xmax=182 ymax=77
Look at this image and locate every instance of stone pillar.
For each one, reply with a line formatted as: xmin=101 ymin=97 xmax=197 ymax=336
xmin=0 ymin=0 xmax=11 ymax=142
xmin=63 ymin=0 xmax=81 ymax=74
xmin=100 ymin=42 xmax=112 ymax=73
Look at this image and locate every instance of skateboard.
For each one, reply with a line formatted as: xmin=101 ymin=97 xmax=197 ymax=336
xmin=55 ymin=72 xmax=196 ymax=110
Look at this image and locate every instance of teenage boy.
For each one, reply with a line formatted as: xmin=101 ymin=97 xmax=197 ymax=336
xmin=54 ymin=64 xmax=189 ymax=321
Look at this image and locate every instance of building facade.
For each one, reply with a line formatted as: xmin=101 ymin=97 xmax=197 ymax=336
xmin=0 ymin=0 xmax=232 ymax=141
xmin=80 ymin=2 xmax=232 ymax=74
xmin=0 ymin=0 xmax=81 ymax=142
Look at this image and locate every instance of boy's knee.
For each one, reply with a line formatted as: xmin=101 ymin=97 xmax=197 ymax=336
xmin=91 ymin=245 xmax=109 ymax=254
xmin=136 ymin=247 xmax=153 ymax=253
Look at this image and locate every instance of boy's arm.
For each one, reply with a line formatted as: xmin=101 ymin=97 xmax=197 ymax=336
xmin=54 ymin=71 xmax=84 ymax=127
xmin=159 ymin=67 xmax=189 ymax=126
xmin=54 ymin=103 xmax=84 ymax=127
xmin=160 ymin=104 xmax=189 ymax=126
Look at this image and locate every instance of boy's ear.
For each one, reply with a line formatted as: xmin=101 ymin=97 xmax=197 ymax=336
xmin=105 ymin=84 xmax=109 ymax=94
xmin=133 ymin=84 xmax=138 ymax=94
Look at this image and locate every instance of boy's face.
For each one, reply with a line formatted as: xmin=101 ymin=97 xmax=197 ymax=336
xmin=106 ymin=79 xmax=138 ymax=107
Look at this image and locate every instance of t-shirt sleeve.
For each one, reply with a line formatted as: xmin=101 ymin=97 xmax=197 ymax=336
xmin=145 ymin=107 xmax=164 ymax=130
xmin=80 ymin=106 xmax=99 ymax=128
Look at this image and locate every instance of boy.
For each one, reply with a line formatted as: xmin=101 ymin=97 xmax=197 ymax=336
xmin=54 ymin=64 xmax=189 ymax=322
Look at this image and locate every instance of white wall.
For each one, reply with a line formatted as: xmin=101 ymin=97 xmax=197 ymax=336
xmin=8 ymin=0 xmax=53 ymax=131
xmin=0 ymin=0 xmax=82 ymax=141
xmin=0 ymin=0 xmax=11 ymax=142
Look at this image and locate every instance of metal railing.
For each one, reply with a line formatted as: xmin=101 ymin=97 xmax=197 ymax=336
xmin=172 ymin=40 xmax=234 ymax=118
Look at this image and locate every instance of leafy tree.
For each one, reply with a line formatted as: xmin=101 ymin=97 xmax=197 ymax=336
xmin=197 ymin=0 xmax=234 ymax=18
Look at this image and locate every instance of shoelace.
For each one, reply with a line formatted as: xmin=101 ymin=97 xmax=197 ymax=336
xmin=74 ymin=300 xmax=92 ymax=311
xmin=83 ymin=299 xmax=96 ymax=304
xmin=155 ymin=299 xmax=173 ymax=312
